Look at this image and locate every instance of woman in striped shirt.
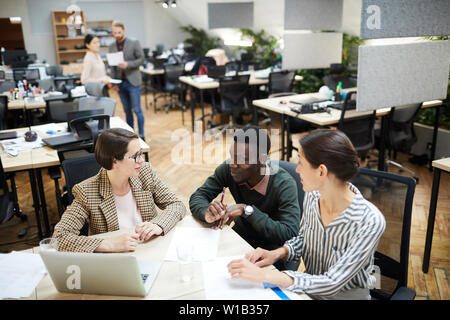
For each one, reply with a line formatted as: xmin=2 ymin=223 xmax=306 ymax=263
xmin=227 ymin=129 xmax=386 ymax=300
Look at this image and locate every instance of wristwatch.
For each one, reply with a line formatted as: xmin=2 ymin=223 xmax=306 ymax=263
xmin=243 ymin=205 xmax=254 ymax=218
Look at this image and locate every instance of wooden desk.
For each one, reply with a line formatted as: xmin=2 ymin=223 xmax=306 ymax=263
xmin=422 ymin=157 xmax=450 ymax=273
xmin=179 ymin=74 xmax=303 ymax=133
xmin=0 ymin=117 xmax=149 ymax=239
xmin=253 ymin=93 xmax=443 ymax=162
xmin=30 ymin=215 xmax=309 ymax=300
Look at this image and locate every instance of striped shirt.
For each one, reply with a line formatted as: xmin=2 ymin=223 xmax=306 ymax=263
xmin=283 ymin=183 xmax=386 ymax=299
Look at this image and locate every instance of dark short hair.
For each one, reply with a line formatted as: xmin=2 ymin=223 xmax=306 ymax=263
xmin=299 ymin=129 xmax=359 ymax=182
xmin=84 ymin=34 xmax=97 ymax=46
xmin=233 ymin=126 xmax=271 ymax=162
xmin=95 ymin=128 xmax=139 ymax=170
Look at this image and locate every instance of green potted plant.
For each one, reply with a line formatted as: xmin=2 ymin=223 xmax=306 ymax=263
xmin=179 ymin=25 xmax=222 ymax=56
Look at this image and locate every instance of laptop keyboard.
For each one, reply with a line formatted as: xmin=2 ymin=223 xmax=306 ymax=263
xmin=141 ymin=273 xmax=149 ymax=283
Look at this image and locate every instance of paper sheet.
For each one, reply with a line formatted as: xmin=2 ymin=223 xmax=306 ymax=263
xmin=106 ymin=51 xmax=124 ymax=66
xmin=0 ymin=136 xmax=43 ymax=155
xmin=0 ymin=251 xmax=47 ymax=300
xmin=202 ymin=256 xmax=301 ymax=300
xmin=164 ymin=227 xmax=221 ymax=261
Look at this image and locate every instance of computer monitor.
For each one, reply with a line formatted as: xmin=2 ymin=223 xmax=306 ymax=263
xmin=12 ymin=68 xmax=40 ymax=82
xmin=2 ymin=50 xmax=30 ymax=68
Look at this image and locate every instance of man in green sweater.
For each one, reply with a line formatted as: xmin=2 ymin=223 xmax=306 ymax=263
xmin=189 ymin=126 xmax=301 ymax=269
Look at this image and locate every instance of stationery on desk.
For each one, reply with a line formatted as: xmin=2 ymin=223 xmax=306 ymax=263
xmin=164 ymin=227 xmax=221 ymax=261
xmin=202 ymin=256 xmax=301 ymax=300
xmin=0 ymin=251 xmax=47 ymax=300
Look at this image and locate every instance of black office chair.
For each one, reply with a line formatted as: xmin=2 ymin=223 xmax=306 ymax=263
xmin=46 ymin=65 xmax=64 ymax=77
xmin=338 ymin=91 xmax=376 ymax=160
xmin=0 ymin=95 xmax=9 ymax=130
xmin=351 ymin=167 xmax=417 ymax=300
xmin=0 ymin=80 xmax=16 ymax=93
xmin=378 ymin=104 xmax=422 ymax=179
xmin=322 ymin=63 xmax=354 ymax=91
xmin=225 ymin=61 xmax=241 ymax=75
xmin=79 ymin=83 xmax=116 ymax=117
xmin=190 ymin=56 xmax=216 ymax=76
xmin=209 ymin=74 xmax=250 ymax=136
xmin=37 ymin=78 xmax=55 ymax=92
xmin=46 ymin=98 xmax=79 ymax=123
xmin=275 ymin=160 xmax=304 ymax=271
xmin=158 ymin=63 xmax=186 ymax=115
xmin=59 ymin=154 xmax=102 ymax=235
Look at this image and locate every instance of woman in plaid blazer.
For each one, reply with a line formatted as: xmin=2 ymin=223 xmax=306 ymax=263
xmin=53 ymin=128 xmax=186 ymax=252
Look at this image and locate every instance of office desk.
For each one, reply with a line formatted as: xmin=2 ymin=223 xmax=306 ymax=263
xmin=30 ymin=215 xmax=309 ymax=300
xmin=253 ymin=93 xmax=443 ymax=163
xmin=179 ymin=74 xmax=304 ymax=132
xmin=0 ymin=117 xmax=149 ymax=239
xmin=422 ymin=157 xmax=450 ymax=273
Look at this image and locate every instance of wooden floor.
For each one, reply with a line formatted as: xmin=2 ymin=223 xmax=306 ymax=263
xmin=0 ymin=89 xmax=448 ymax=300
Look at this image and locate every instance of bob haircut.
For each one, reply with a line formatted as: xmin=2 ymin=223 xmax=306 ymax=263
xmin=95 ymin=128 xmax=139 ymax=170
xmin=299 ymin=129 xmax=360 ymax=182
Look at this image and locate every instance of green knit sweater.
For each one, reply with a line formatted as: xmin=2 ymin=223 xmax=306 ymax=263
xmin=189 ymin=161 xmax=301 ymax=250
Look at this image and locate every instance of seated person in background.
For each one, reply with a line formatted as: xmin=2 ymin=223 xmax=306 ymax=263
xmin=53 ymin=128 xmax=186 ymax=252
xmin=189 ymin=126 xmax=301 ymax=269
xmin=81 ymin=34 xmax=111 ymax=85
xmin=227 ymin=129 xmax=386 ymax=300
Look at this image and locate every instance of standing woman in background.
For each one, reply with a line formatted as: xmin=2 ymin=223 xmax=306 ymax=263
xmin=81 ymin=34 xmax=111 ymax=85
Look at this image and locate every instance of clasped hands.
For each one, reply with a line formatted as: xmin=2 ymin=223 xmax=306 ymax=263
xmin=99 ymin=222 xmax=162 ymax=253
xmin=204 ymin=200 xmax=246 ymax=229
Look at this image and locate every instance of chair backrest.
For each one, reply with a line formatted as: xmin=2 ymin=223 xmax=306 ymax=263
xmin=218 ymin=74 xmax=250 ymax=115
xmin=351 ymin=167 xmax=416 ymax=299
xmin=0 ymin=95 xmax=8 ymax=130
xmin=277 ymin=160 xmax=304 ymax=220
xmin=323 ymin=63 xmax=353 ymax=90
xmin=268 ymin=70 xmax=296 ymax=94
xmin=0 ymin=161 xmax=14 ymax=224
xmin=225 ymin=61 xmax=241 ymax=75
xmin=46 ymin=99 xmax=79 ymax=123
xmin=69 ymin=114 xmax=110 ymax=145
xmin=387 ymin=104 xmax=422 ymax=153
xmin=78 ymin=96 xmax=116 ymax=117
xmin=164 ymin=63 xmax=185 ymax=85
xmin=46 ymin=65 xmax=63 ymax=77
xmin=84 ymin=82 xmax=108 ymax=97
xmin=37 ymin=78 xmax=55 ymax=92
xmin=338 ymin=91 xmax=376 ymax=157
xmin=191 ymin=56 xmax=216 ymax=75
xmin=61 ymin=154 xmax=101 ymax=205
xmin=0 ymin=80 xmax=16 ymax=92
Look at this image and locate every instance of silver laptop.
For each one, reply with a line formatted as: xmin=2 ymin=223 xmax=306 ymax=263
xmin=40 ymin=250 xmax=161 ymax=297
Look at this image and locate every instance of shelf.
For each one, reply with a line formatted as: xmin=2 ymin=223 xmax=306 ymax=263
xmin=57 ymin=37 xmax=85 ymax=40
xmin=59 ymin=49 xmax=87 ymax=54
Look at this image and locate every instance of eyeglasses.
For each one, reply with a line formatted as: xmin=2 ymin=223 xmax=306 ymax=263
xmin=124 ymin=150 xmax=144 ymax=163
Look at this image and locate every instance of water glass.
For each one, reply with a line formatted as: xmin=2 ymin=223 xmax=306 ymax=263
xmin=176 ymin=243 xmax=194 ymax=282
xmin=40 ymin=238 xmax=58 ymax=252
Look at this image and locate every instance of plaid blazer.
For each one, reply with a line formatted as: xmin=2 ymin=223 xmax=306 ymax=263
xmin=53 ymin=162 xmax=186 ymax=252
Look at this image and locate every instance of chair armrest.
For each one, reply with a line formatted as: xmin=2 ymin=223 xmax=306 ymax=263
xmin=390 ymin=287 xmax=416 ymax=300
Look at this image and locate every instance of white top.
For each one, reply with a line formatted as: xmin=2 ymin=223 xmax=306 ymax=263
xmin=81 ymin=51 xmax=110 ymax=84
xmin=113 ymin=189 xmax=143 ymax=229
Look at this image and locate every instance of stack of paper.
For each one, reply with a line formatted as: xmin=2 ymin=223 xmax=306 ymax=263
xmin=0 ymin=251 xmax=47 ymax=300
xmin=202 ymin=256 xmax=301 ymax=300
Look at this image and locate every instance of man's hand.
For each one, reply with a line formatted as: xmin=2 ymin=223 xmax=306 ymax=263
xmin=217 ymin=204 xmax=246 ymax=229
xmin=204 ymin=200 xmax=226 ymax=224
xmin=118 ymin=61 xmax=128 ymax=69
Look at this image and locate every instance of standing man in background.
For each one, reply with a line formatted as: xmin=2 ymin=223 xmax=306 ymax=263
xmin=109 ymin=21 xmax=146 ymax=140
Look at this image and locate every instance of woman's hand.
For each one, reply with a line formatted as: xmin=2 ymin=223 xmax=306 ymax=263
xmin=135 ymin=222 xmax=163 ymax=242
xmin=245 ymin=246 xmax=289 ymax=267
xmin=96 ymin=233 xmax=140 ymax=253
xmin=227 ymin=258 xmax=267 ymax=283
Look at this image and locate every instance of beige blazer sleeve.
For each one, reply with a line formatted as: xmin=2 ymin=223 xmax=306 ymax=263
xmin=52 ymin=184 xmax=104 ymax=253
